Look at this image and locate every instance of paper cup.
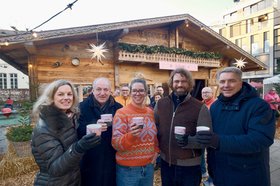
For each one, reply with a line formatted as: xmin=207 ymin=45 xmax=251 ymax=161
xmin=196 ymin=126 xmax=210 ymax=132
xmin=132 ymin=117 xmax=144 ymax=129
xmin=86 ymin=124 xmax=102 ymax=136
xmin=101 ymin=114 xmax=113 ymax=127
xmin=174 ymin=126 xmax=186 ymax=135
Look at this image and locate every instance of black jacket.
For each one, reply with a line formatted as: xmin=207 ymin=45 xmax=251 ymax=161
xmin=31 ymin=105 xmax=83 ymax=186
xmin=77 ymin=94 xmax=122 ymax=186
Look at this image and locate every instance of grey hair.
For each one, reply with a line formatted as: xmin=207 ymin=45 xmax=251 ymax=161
xmin=129 ymin=78 xmax=148 ymax=92
xmin=216 ymin=67 xmax=242 ymax=80
xmin=92 ymin=77 xmax=111 ymax=90
xmin=32 ymin=79 xmax=79 ymax=120
xmin=167 ymin=68 xmax=194 ymax=92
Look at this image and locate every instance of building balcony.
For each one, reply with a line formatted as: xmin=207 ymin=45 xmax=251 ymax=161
xmin=117 ymin=51 xmax=221 ymax=68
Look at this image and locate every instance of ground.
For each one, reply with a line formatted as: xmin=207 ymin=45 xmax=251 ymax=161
xmin=1 ymin=126 xmax=280 ymax=186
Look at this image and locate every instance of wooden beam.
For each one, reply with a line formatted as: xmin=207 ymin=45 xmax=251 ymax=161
xmin=24 ymin=42 xmax=37 ymax=54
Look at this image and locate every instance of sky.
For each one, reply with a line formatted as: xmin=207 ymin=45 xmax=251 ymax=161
xmin=1 ymin=0 xmax=235 ymax=31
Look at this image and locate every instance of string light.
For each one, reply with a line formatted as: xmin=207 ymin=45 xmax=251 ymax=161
xmin=0 ymin=0 xmax=79 ymax=46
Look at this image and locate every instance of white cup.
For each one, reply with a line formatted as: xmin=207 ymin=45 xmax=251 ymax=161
xmin=101 ymin=114 xmax=112 ymax=122
xmin=196 ymin=126 xmax=210 ymax=132
xmin=101 ymin=114 xmax=113 ymax=126
xmin=132 ymin=117 xmax=144 ymax=129
xmin=174 ymin=126 xmax=186 ymax=135
xmin=86 ymin=124 xmax=102 ymax=136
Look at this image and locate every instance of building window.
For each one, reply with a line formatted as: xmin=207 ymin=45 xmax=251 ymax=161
xmin=244 ymin=6 xmax=250 ymax=16
xmin=230 ymin=11 xmax=237 ymax=20
xmin=230 ymin=22 xmax=241 ymax=37
xmin=0 ymin=73 xmax=7 ymax=89
xmin=251 ymin=34 xmax=259 ymax=56
xmin=10 ymin=73 xmax=18 ymax=89
xmin=235 ymin=38 xmax=241 ymax=47
xmin=274 ymin=58 xmax=280 ymax=74
xmin=264 ymin=31 xmax=269 ymax=53
xmin=219 ymin=28 xmax=226 ymax=37
xmin=274 ymin=28 xmax=280 ymax=74
xmin=258 ymin=15 xmax=268 ymax=30
xmin=246 ymin=19 xmax=251 ymax=33
xmin=251 ymin=3 xmax=258 ymax=13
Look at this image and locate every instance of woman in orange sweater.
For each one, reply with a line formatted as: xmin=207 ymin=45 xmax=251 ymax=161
xmin=112 ymin=78 xmax=159 ymax=186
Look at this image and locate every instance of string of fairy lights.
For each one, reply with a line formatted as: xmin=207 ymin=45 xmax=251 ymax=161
xmin=2 ymin=0 xmax=79 ymax=46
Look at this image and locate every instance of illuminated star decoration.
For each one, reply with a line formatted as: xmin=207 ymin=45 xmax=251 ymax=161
xmin=233 ymin=58 xmax=247 ymax=69
xmin=87 ymin=42 xmax=108 ymax=65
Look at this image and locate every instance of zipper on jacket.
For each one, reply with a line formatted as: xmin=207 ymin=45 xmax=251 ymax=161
xmin=169 ymin=111 xmax=176 ymax=166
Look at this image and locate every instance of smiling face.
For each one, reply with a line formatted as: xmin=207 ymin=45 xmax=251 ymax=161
xmin=131 ymin=82 xmax=147 ymax=107
xmin=92 ymin=78 xmax=111 ymax=106
xmin=218 ymin=72 xmax=243 ymax=97
xmin=53 ymin=85 xmax=74 ymax=112
xmin=201 ymin=87 xmax=213 ymax=101
xmin=172 ymin=73 xmax=189 ymax=96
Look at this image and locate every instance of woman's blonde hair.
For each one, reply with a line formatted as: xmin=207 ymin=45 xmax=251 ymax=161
xmin=32 ymin=79 xmax=79 ymax=120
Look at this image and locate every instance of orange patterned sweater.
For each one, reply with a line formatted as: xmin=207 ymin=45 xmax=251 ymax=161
xmin=112 ymin=103 xmax=159 ymax=167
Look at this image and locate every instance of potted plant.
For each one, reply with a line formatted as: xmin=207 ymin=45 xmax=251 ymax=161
xmin=6 ymin=101 xmax=33 ymax=157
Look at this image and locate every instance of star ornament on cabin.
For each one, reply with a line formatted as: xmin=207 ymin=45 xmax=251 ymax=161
xmin=87 ymin=42 xmax=108 ymax=65
xmin=233 ymin=58 xmax=247 ymax=69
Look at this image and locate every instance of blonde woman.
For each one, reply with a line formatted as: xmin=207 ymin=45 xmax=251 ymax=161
xmin=31 ymin=80 xmax=100 ymax=185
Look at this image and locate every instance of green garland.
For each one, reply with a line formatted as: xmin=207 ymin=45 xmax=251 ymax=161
xmin=118 ymin=43 xmax=222 ymax=59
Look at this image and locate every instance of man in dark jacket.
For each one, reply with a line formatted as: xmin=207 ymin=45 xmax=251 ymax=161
xmin=203 ymin=67 xmax=275 ymax=186
xmin=77 ymin=77 xmax=122 ymax=186
xmin=154 ymin=68 xmax=212 ymax=186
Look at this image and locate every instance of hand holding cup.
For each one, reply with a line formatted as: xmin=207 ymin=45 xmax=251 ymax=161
xmin=97 ymin=119 xmax=108 ymax=132
xmin=130 ymin=123 xmax=142 ymax=136
xmin=174 ymin=126 xmax=188 ymax=147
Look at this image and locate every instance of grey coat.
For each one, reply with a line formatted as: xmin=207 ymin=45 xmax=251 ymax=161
xmin=31 ymin=105 xmax=83 ymax=186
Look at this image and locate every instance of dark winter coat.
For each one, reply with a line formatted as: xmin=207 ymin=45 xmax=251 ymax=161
xmin=208 ymin=82 xmax=275 ymax=186
xmin=31 ymin=105 xmax=83 ymax=186
xmin=77 ymin=94 xmax=122 ymax=186
xmin=154 ymin=92 xmax=212 ymax=166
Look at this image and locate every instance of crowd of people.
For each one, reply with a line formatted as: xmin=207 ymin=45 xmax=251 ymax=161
xmin=30 ymin=67 xmax=276 ymax=186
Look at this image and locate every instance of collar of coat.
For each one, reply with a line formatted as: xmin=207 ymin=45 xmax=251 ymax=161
xmin=39 ymin=105 xmax=73 ymax=131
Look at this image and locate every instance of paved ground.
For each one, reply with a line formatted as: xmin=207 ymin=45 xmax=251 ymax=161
xmin=270 ymin=139 xmax=280 ymax=186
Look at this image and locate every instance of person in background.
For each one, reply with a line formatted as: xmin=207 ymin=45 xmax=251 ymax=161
xmin=77 ymin=77 xmax=123 ymax=186
xmin=112 ymin=87 xmax=120 ymax=97
xmin=150 ymin=92 xmax=163 ymax=109
xmin=112 ymin=78 xmax=159 ymax=186
xmin=4 ymin=97 xmax=14 ymax=109
xmin=154 ymin=68 xmax=212 ymax=186
xmin=264 ymin=87 xmax=280 ymax=117
xmin=115 ymin=84 xmax=131 ymax=106
xmin=150 ymin=85 xmax=164 ymax=107
xmin=31 ymin=80 xmax=100 ymax=185
xmin=200 ymin=87 xmax=215 ymax=186
xmin=204 ymin=67 xmax=275 ymax=186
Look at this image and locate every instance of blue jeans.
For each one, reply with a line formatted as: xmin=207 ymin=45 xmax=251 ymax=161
xmin=201 ymin=149 xmax=207 ymax=174
xmin=161 ymin=159 xmax=201 ymax=186
xmin=116 ymin=163 xmax=154 ymax=186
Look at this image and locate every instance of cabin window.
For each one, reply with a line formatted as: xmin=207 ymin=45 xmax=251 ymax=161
xmin=0 ymin=73 xmax=7 ymax=89
xmin=10 ymin=73 xmax=18 ymax=89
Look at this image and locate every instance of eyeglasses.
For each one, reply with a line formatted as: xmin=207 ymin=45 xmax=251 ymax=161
xmin=131 ymin=89 xmax=146 ymax=94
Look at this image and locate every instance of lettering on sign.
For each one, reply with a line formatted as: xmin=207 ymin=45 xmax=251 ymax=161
xmin=159 ymin=61 xmax=198 ymax=71
xmin=138 ymin=31 xmax=168 ymax=40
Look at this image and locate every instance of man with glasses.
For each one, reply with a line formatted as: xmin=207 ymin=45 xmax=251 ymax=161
xmin=200 ymin=87 xmax=215 ymax=186
xmin=77 ymin=77 xmax=122 ymax=186
xmin=115 ymin=84 xmax=131 ymax=106
xmin=154 ymin=68 xmax=212 ymax=186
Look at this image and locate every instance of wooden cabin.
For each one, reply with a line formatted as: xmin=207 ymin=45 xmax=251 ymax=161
xmin=0 ymin=14 xmax=267 ymax=101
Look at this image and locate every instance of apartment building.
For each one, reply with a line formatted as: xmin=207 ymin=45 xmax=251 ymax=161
xmin=0 ymin=60 xmax=29 ymax=89
xmin=219 ymin=0 xmax=280 ymax=81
